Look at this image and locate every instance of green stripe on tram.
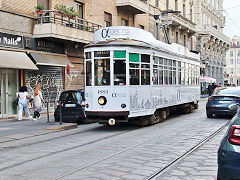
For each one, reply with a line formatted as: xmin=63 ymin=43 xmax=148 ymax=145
xmin=114 ymin=51 xmax=126 ymax=58
xmin=129 ymin=53 xmax=139 ymax=62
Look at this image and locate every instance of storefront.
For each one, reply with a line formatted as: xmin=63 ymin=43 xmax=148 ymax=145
xmin=0 ymin=50 xmax=38 ymax=118
xmin=24 ymin=52 xmax=72 ymax=110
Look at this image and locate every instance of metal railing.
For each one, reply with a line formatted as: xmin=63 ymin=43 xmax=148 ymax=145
xmin=36 ymin=10 xmax=102 ymax=33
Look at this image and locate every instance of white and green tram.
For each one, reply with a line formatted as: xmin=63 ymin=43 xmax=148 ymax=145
xmin=84 ymin=26 xmax=200 ymax=126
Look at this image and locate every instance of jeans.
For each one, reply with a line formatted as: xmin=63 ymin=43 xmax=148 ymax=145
xmin=18 ymin=99 xmax=30 ymax=119
xmin=33 ymin=111 xmax=40 ymax=118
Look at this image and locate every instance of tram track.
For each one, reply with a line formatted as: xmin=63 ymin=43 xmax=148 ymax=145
xmin=0 ymin=125 xmax=140 ymax=172
xmin=52 ymin=114 xmax=222 ymax=180
xmin=146 ymin=121 xmax=230 ymax=180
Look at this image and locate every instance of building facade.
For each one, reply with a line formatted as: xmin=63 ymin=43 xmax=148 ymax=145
xmin=0 ymin=0 xmax=229 ymax=117
xmin=195 ymin=0 xmax=230 ymax=85
xmin=224 ymin=36 xmax=240 ymax=86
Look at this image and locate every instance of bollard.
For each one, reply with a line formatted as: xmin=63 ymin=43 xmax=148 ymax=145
xmin=47 ymin=101 xmax=50 ymax=123
xmin=59 ymin=101 xmax=62 ymax=125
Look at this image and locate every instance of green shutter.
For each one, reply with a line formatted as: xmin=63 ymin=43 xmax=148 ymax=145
xmin=114 ymin=51 xmax=126 ymax=58
xmin=129 ymin=53 xmax=139 ymax=62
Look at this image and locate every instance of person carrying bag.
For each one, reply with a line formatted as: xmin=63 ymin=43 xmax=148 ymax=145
xmin=32 ymin=84 xmax=44 ymax=121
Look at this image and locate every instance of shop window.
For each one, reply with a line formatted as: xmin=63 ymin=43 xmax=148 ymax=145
xmin=104 ymin=12 xmax=112 ymax=27
xmin=121 ymin=19 xmax=129 ymax=26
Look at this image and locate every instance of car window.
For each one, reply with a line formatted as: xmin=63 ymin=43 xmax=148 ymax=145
xmin=60 ymin=91 xmax=84 ymax=104
xmin=60 ymin=92 xmax=78 ymax=102
xmin=216 ymin=88 xmax=240 ymax=96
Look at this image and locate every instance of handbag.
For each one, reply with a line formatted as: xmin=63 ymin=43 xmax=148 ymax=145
xmin=15 ymin=98 xmax=19 ymax=105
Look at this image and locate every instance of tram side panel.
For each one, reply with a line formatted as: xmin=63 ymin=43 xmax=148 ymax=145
xmin=129 ymin=85 xmax=200 ymax=118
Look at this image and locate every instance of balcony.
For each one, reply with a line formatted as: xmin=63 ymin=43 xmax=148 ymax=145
xmin=33 ymin=10 xmax=102 ymax=44
xmin=200 ymin=25 xmax=230 ymax=44
xmin=162 ymin=13 xmax=196 ymax=35
xmin=116 ymin=0 xmax=148 ymax=14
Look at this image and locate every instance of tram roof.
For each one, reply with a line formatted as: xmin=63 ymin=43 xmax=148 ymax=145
xmin=86 ymin=26 xmax=200 ymax=60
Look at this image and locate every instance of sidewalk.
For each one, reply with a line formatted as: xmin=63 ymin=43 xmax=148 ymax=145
xmin=0 ymin=114 xmax=77 ymax=143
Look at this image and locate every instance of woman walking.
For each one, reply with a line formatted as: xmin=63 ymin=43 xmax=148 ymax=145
xmin=32 ymin=85 xmax=44 ymax=121
xmin=18 ymin=86 xmax=31 ymax=120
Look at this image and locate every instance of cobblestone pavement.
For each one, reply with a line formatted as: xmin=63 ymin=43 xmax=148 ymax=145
xmin=157 ymin=126 xmax=227 ymax=180
xmin=0 ymin=100 xmax=231 ymax=180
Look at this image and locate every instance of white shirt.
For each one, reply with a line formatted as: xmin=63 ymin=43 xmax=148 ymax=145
xmin=18 ymin=92 xmax=28 ymax=100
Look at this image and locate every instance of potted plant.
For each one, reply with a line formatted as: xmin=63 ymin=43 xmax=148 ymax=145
xmin=54 ymin=4 xmax=78 ymax=19
xmin=36 ymin=3 xmax=45 ymax=14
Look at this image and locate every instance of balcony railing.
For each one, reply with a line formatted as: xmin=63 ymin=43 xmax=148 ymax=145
xmin=36 ymin=10 xmax=102 ymax=33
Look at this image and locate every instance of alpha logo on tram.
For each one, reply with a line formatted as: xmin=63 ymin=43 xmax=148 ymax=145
xmin=101 ymin=28 xmax=131 ymax=39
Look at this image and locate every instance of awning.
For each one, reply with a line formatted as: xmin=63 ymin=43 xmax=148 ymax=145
xmin=30 ymin=52 xmax=73 ymax=67
xmin=0 ymin=50 xmax=38 ymax=70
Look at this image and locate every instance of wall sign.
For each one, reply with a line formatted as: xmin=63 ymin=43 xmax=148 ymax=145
xmin=0 ymin=32 xmax=24 ymax=48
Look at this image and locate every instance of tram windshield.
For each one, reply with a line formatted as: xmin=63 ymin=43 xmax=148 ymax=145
xmin=94 ymin=59 xmax=110 ymax=86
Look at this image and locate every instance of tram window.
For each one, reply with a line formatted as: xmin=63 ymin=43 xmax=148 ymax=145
xmin=173 ymin=60 xmax=176 ymax=67
xmin=129 ymin=63 xmax=139 ymax=68
xmin=178 ymin=70 xmax=181 ymax=85
xmin=114 ymin=51 xmax=126 ymax=58
xmin=181 ymin=62 xmax=185 ymax=85
xmin=153 ymin=56 xmax=159 ymax=64
xmin=159 ymin=57 xmax=163 ymax=65
xmin=86 ymin=61 xmax=92 ymax=86
xmin=141 ymin=64 xmax=150 ymax=68
xmin=153 ymin=65 xmax=158 ymax=68
xmin=94 ymin=59 xmax=110 ymax=86
xmin=130 ymin=69 xmax=140 ymax=85
xmin=141 ymin=70 xmax=150 ymax=85
xmin=85 ymin=52 xmax=91 ymax=59
xmin=129 ymin=53 xmax=139 ymax=62
xmin=185 ymin=63 xmax=189 ymax=85
xmin=169 ymin=68 xmax=173 ymax=85
xmin=159 ymin=66 xmax=163 ymax=85
xmin=173 ymin=70 xmax=176 ymax=85
xmin=153 ymin=69 xmax=158 ymax=85
xmin=141 ymin=54 xmax=150 ymax=63
xmin=164 ymin=67 xmax=168 ymax=85
xmin=114 ymin=60 xmax=126 ymax=85
xmin=164 ymin=59 xmax=168 ymax=65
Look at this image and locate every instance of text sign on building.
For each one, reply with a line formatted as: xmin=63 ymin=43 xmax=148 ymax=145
xmin=0 ymin=32 xmax=24 ymax=48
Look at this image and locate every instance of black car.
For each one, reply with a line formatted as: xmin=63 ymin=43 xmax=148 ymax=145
xmin=206 ymin=87 xmax=240 ymax=118
xmin=54 ymin=89 xmax=86 ymax=124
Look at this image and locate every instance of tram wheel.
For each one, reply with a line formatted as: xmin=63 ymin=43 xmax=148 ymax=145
xmin=161 ymin=110 xmax=168 ymax=120
xmin=189 ymin=104 xmax=195 ymax=113
xmin=148 ymin=111 xmax=161 ymax=125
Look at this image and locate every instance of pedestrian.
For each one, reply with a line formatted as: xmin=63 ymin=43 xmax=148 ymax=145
xmin=17 ymin=86 xmax=32 ymax=120
xmin=32 ymin=84 xmax=44 ymax=121
xmin=208 ymin=83 xmax=212 ymax=96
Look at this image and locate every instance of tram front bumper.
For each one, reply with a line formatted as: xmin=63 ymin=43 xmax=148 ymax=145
xmin=85 ymin=111 xmax=129 ymax=123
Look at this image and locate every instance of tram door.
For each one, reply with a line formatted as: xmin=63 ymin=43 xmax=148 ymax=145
xmin=0 ymin=71 xmax=7 ymax=118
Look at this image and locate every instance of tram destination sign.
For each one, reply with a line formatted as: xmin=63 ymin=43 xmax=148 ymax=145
xmin=94 ymin=51 xmax=110 ymax=57
xmin=0 ymin=32 xmax=24 ymax=49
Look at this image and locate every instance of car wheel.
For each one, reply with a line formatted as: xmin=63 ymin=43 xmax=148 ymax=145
xmin=207 ymin=111 xmax=213 ymax=118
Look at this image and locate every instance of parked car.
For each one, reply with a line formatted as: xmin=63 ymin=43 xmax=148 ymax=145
xmin=218 ymin=103 xmax=240 ymax=179
xmin=54 ymin=89 xmax=85 ymax=124
xmin=206 ymin=87 xmax=240 ymax=118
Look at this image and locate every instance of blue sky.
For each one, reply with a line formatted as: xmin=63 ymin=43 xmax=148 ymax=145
xmin=223 ymin=0 xmax=240 ymax=38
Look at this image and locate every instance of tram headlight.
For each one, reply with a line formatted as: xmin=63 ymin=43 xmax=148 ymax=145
xmin=98 ymin=96 xmax=107 ymax=105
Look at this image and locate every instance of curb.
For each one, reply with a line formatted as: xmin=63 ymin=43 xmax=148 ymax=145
xmin=45 ymin=123 xmax=77 ymax=130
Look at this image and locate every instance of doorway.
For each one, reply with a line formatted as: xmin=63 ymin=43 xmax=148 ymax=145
xmin=0 ymin=69 xmax=18 ymax=118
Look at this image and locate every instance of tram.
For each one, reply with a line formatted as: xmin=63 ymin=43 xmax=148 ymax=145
xmin=84 ymin=26 xmax=200 ymax=126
